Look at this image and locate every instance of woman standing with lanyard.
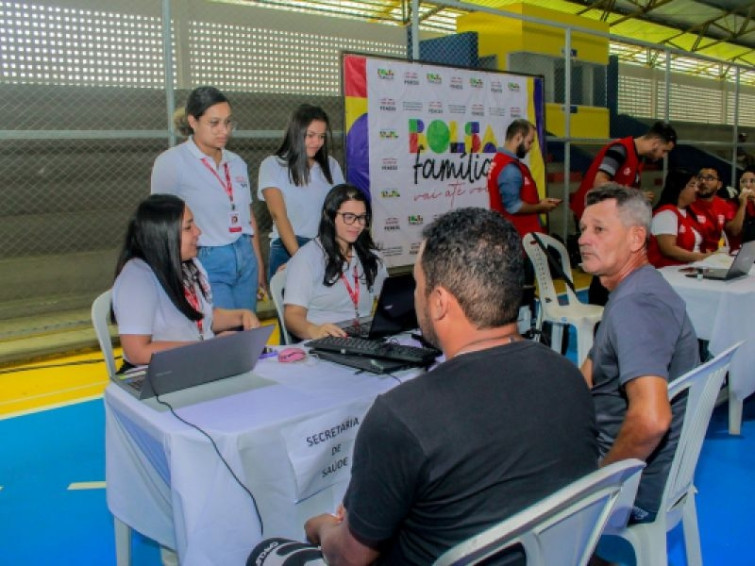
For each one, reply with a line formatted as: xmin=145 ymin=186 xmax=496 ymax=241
xmin=152 ymin=86 xmax=265 ymax=311
xmin=258 ymin=104 xmax=344 ymax=280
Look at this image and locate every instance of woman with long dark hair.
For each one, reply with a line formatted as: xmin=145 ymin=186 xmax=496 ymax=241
xmin=648 ymin=168 xmax=712 ymax=267
xmin=258 ymin=104 xmax=345 ymax=279
xmin=283 ymin=184 xmax=387 ymax=340
xmin=151 ymin=86 xmax=266 ymax=312
xmin=113 ymin=194 xmax=259 ymax=366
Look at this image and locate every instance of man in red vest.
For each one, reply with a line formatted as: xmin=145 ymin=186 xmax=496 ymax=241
xmin=689 ymin=166 xmax=748 ymax=252
xmin=570 ymin=121 xmax=677 ymax=222
xmin=487 ymin=118 xmax=561 ymax=238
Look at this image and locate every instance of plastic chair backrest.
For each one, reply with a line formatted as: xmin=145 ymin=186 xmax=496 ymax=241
xmin=269 ymin=270 xmax=291 ymax=345
xmin=91 ymin=290 xmax=117 ymax=380
xmin=661 ymin=342 xmax=741 ymax=515
xmin=522 ymin=232 xmax=581 ymax=309
xmin=433 ymin=459 xmax=646 ymax=566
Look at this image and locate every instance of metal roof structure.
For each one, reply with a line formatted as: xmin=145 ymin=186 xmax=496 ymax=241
xmin=232 ymin=0 xmax=755 ymax=79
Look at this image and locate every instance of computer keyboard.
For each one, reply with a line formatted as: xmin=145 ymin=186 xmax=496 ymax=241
xmin=306 ymin=336 xmax=440 ymax=366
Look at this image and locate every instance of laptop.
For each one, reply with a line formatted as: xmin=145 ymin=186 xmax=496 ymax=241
xmin=116 ymin=325 xmax=274 ymax=400
xmin=338 ymin=273 xmax=419 ymax=339
xmin=686 ymin=240 xmax=755 ymax=281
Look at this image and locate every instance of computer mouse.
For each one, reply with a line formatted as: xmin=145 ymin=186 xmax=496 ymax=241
xmin=278 ymin=347 xmax=307 ymax=363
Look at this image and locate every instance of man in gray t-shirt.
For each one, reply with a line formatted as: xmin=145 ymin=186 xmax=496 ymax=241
xmin=578 ymin=183 xmax=699 ymax=522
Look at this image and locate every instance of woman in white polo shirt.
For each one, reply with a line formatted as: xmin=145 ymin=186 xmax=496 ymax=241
xmin=151 ymin=86 xmax=265 ymax=311
xmin=258 ymin=104 xmax=344 ymax=280
xmin=112 ymin=194 xmax=259 ymax=367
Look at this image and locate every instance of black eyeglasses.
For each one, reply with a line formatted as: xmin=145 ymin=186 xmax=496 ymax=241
xmin=698 ymin=174 xmax=719 ymax=182
xmin=337 ymin=212 xmax=369 ymax=226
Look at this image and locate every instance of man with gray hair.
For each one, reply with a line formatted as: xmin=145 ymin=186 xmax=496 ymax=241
xmin=579 ymin=183 xmax=699 ymax=525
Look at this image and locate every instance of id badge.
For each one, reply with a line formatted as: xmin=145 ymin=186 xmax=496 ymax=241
xmin=229 ymin=211 xmax=242 ymax=233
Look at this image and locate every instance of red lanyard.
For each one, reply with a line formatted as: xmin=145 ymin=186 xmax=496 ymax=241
xmin=184 ymin=283 xmax=204 ymax=339
xmin=340 ymin=264 xmax=360 ymax=320
xmin=201 ymin=158 xmax=235 ymax=210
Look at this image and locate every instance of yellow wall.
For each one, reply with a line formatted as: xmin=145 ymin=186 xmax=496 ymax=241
xmin=546 ymin=104 xmax=609 ymax=139
xmin=457 ymin=4 xmax=609 ymax=67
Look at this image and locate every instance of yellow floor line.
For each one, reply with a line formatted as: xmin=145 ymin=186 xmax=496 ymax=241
xmin=68 ymin=481 xmax=106 ymax=490
xmin=0 ymin=320 xmax=281 ymax=418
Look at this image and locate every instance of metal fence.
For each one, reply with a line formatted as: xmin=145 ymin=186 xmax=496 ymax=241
xmin=0 ymin=0 xmax=753 ymax=317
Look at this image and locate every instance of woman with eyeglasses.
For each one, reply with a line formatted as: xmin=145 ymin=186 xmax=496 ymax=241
xmin=258 ymin=104 xmax=345 ymax=280
xmin=648 ymin=168 xmax=712 ymax=267
xmin=282 ymin=184 xmax=387 ymax=341
xmin=151 ymin=86 xmax=266 ymax=312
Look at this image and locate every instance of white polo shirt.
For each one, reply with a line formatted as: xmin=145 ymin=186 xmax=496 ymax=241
xmin=284 ymin=239 xmax=387 ymax=326
xmin=151 ymin=137 xmax=253 ymax=247
xmin=257 ymin=155 xmax=344 ymax=240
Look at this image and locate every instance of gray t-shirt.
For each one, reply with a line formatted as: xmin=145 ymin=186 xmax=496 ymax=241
xmin=590 ymin=264 xmax=698 ymax=514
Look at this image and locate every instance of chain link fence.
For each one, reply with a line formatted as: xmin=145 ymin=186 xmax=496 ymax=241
xmin=1 ymin=0 xmax=754 ymax=320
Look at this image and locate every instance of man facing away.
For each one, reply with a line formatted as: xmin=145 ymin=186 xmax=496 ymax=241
xmin=578 ymin=184 xmax=699 ymax=525
xmin=689 ymin=166 xmax=750 ymax=252
xmin=487 ymin=118 xmax=562 ymax=238
xmin=252 ymin=208 xmax=598 ymax=566
xmin=570 ymin=121 xmax=678 ymax=222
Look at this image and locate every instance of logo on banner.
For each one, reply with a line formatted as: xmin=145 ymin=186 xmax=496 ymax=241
xmin=384 ymin=217 xmax=401 ymax=231
xmin=404 ymin=71 xmax=420 ymax=85
xmin=408 ymin=215 xmax=424 ymax=225
xmin=508 ymin=82 xmax=521 ymax=92
xmin=380 ymin=189 xmax=401 ymax=198
xmin=471 ymin=104 xmax=485 ymax=117
xmin=469 ymin=77 xmax=483 ymax=89
xmin=381 ymin=158 xmax=398 ymax=171
xmin=426 ymin=73 xmax=442 ymax=85
xmin=403 ymin=101 xmax=423 ymax=112
xmin=428 ymin=101 xmax=444 ymax=114
xmin=408 ymin=118 xmax=499 ymax=155
xmin=379 ymin=129 xmax=399 ymax=140
xmin=510 ymin=107 xmax=522 ymax=117
xmin=379 ymin=98 xmax=397 ymax=112
xmin=489 ymin=107 xmax=506 ymax=117
xmin=449 ymin=104 xmax=466 ymax=115
xmin=377 ymin=68 xmax=394 ymax=80
xmin=491 ymin=80 xmax=503 ymax=93
xmin=450 ymin=76 xmax=463 ymax=90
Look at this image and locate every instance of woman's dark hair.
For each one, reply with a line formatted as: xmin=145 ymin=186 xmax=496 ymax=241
xmin=318 ymin=184 xmax=381 ymax=290
xmin=114 ymin=194 xmax=203 ymax=322
xmin=183 ymin=86 xmax=230 ymax=135
xmin=276 ymin=104 xmax=335 ymax=187
xmin=656 ymin=168 xmax=697 ymax=209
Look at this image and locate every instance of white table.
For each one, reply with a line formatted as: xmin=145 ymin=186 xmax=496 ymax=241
xmin=105 ymin=351 xmax=421 ymax=566
xmin=660 ymin=266 xmax=755 ymax=434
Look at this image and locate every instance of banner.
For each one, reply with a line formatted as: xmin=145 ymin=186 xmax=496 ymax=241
xmin=344 ymin=54 xmax=546 ymax=267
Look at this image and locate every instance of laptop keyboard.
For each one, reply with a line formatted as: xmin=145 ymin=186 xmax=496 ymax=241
xmin=306 ymin=336 xmax=440 ymax=366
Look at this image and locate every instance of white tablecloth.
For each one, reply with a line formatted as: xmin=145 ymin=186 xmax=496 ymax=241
xmin=660 ymin=266 xmax=755 ymax=434
xmin=105 ymin=351 xmax=421 ymax=565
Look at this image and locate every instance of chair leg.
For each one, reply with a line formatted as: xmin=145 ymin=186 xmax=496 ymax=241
xmin=549 ymin=324 xmax=564 ymax=354
xmin=114 ymin=517 xmax=132 ymax=566
xmin=576 ymin=320 xmax=596 ymax=367
xmin=682 ymin=496 xmax=703 ymax=566
xmin=728 ymin=391 xmax=743 ymax=435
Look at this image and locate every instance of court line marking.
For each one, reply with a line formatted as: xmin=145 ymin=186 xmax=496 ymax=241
xmin=68 ymin=481 xmax=106 ymax=490
xmin=0 ymin=393 xmax=104 ymax=420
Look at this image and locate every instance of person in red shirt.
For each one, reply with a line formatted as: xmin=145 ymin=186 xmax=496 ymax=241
xmin=487 ymin=119 xmax=561 ymax=238
xmin=688 ymin=166 xmax=747 ymax=252
xmin=570 ymin=122 xmax=677 ymax=222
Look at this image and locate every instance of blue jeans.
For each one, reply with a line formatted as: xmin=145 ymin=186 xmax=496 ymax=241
xmin=267 ymin=236 xmax=311 ymax=281
xmin=198 ymin=236 xmax=259 ymax=312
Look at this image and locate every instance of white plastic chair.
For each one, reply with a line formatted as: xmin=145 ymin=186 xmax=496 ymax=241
xmin=433 ymin=459 xmax=646 ymax=566
xmin=598 ymin=342 xmax=742 ymax=566
xmin=522 ymin=232 xmax=603 ymax=366
xmin=91 ymin=290 xmax=118 ymax=380
xmin=91 ymin=290 xmax=135 ymax=565
xmin=269 ymin=270 xmax=292 ymax=345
